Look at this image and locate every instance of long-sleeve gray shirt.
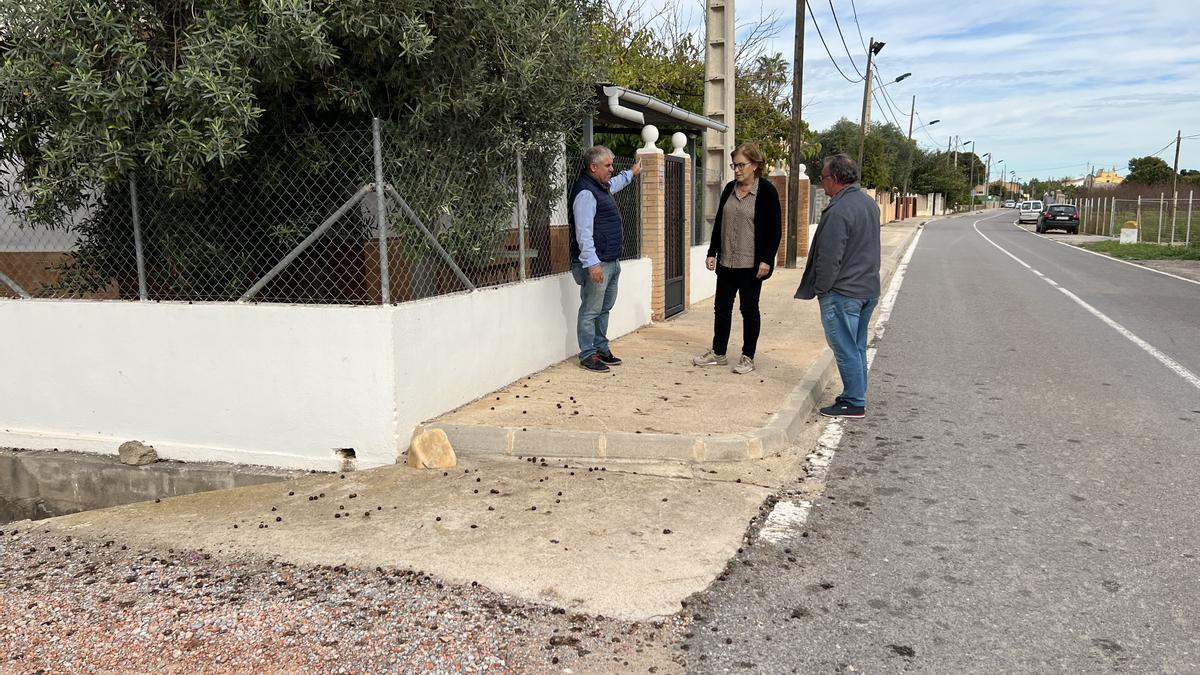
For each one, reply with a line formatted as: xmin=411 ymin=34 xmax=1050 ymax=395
xmin=795 ymin=184 xmax=881 ymax=299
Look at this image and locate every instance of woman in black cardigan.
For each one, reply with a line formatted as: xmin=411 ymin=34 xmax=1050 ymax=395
xmin=692 ymin=142 xmax=782 ymax=374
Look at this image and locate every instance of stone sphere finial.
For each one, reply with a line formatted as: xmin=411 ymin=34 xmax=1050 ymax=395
xmin=671 ymin=132 xmax=687 ymax=156
xmin=640 ymin=125 xmax=661 ymax=153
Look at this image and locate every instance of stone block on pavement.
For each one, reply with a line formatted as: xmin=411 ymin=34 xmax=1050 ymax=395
xmin=407 ymin=428 xmax=458 ymax=469
xmin=118 ymin=440 xmax=158 ymax=466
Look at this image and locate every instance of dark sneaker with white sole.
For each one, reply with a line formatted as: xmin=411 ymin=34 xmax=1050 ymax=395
xmin=579 ymin=354 xmax=610 ymax=372
xmin=820 ymin=402 xmax=865 ymax=418
xmin=597 ymin=351 xmax=622 ymax=365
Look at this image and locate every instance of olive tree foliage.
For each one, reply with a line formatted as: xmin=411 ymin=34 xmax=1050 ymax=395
xmin=0 ymin=0 xmax=598 ymax=297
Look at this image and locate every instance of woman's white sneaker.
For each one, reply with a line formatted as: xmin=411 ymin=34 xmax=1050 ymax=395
xmin=692 ymin=349 xmax=727 ymax=366
xmin=732 ymin=355 xmax=755 ymax=374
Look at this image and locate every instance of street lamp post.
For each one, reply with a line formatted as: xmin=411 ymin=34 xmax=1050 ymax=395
xmin=996 ymin=159 xmax=1006 ymax=200
xmin=963 ymin=140 xmax=975 ymax=211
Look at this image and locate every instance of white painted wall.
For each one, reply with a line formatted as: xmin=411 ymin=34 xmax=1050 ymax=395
xmin=0 ymin=300 xmax=397 ymax=470
xmin=689 ymin=244 xmax=716 ymax=304
xmin=389 ymin=259 xmax=651 ymax=454
xmin=0 ymin=259 xmax=653 ymax=471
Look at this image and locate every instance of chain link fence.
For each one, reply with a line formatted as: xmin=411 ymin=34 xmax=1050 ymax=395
xmin=1069 ymin=193 xmax=1196 ymax=245
xmin=0 ymin=120 xmax=645 ymax=304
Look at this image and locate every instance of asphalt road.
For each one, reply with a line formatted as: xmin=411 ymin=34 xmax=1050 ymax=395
xmin=684 ymin=211 xmax=1200 ymax=673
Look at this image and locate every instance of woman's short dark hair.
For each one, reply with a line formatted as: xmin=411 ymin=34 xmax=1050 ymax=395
xmin=731 ymin=143 xmax=766 ymax=178
xmin=823 ymin=153 xmax=859 ymax=184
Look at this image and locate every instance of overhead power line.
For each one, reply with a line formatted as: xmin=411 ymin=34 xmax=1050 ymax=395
xmin=804 ymin=0 xmax=865 ymax=84
xmin=827 ymin=0 xmax=866 ymax=79
xmin=847 ymin=0 xmax=869 ymax=53
xmin=874 ymin=67 xmax=911 ymax=118
xmin=914 ymin=111 xmax=939 ymax=146
xmin=874 ymin=85 xmax=904 ymax=130
xmin=1148 ymin=138 xmax=1176 ymax=157
xmin=871 ymin=91 xmax=902 ymax=131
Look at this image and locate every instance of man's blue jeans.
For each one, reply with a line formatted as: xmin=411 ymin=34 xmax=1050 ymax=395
xmin=818 ymin=291 xmax=879 ymax=408
xmin=571 ymin=260 xmax=621 ymax=360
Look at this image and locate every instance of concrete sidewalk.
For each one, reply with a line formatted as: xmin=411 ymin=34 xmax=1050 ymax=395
xmin=26 ymin=220 xmax=922 ymax=621
xmin=426 ymin=221 xmax=921 ymax=462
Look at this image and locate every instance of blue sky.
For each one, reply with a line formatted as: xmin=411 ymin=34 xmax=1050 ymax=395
xmin=637 ymin=0 xmax=1200 ymax=183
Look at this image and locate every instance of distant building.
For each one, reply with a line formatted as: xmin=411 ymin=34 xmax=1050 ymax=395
xmin=1065 ymin=166 xmax=1123 ymax=189
xmin=1091 ymin=166 xmax=1123 ymax=186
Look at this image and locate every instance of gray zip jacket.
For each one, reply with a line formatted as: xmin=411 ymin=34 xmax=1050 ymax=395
xmin=795 ymin=184 xmax=881 ymax=299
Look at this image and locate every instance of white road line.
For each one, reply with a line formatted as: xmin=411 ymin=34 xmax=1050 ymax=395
xmin=1011 ymin=221 xmax=1200 ymax=287
xmin=974 ymin=219 xmax=1200 ymax=391
xmin=759 ymin=222 xmax=928 ymax=545
xmin=759 ymin=501 xmax=813 ymax=545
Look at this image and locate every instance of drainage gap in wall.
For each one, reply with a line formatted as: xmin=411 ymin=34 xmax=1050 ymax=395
xmin=0 ymin=447 xmax=307 ymax=526
xmin=334 ymin=448 xmax=357 ymax=473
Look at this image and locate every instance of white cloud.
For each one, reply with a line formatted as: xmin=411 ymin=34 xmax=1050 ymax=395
xmin=625 ymin=0 xmax=1200 ymax=179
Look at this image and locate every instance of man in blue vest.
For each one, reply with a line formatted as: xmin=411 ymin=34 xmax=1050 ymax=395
xmin=569 ymin=146 xmax=642 ymax=372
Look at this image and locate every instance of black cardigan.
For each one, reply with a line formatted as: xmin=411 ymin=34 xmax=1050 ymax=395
xmin=706 ymin=176 xmax=783 ymax=279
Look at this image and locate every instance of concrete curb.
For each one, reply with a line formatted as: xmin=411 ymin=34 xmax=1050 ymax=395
xmin=422 ymin=223 xmax=921 ymax=464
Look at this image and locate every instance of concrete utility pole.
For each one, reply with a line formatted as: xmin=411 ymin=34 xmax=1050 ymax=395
xmin=703 ymin=0 xmax=736 ymax=234
xmin=1172 ymin=129 xmax=1182 ymax=200
xmin=857 ymin=37 xmax=879 ymax=168
xmin=984 ymin=153 xmax=991 ymax=208
xmin=785 ymin=0 xmax=805 ymax=266
xmin=907 ymin=95 xmax=915 ymax=139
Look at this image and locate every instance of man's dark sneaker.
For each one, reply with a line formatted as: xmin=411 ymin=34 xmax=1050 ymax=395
xmin=597 ymin=351 xmax=622 ymax=366
xmin=579 ymin=355 xmax=610 ymax=372
xmin=820 ymin=402 xmax=865 ymax=418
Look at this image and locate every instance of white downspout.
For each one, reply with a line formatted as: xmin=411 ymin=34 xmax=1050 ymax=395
xmin=605 ymin=89 xmax=644 ymax=125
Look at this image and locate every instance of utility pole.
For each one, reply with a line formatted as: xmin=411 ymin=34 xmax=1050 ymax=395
xmin=984 ymin=153 xmax=991 ymax=209
xmin=953 ymin=135 xmax=958 ymax=168
xmin=857 ymin=37 xmax=877 ymax=168
xmin=1172 ymin=129 xmax=1182 ymax=200
xmin=907 ymin=95 xmax=915 ymax=139
xmin=785 ymin=0 xmax=805 ymax=265
xmin=902 ymin=93 xmax=916 ymax=201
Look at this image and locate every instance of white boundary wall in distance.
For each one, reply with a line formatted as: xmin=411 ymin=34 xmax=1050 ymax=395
xmin=0 ymin=259 xmax=653 ymax=471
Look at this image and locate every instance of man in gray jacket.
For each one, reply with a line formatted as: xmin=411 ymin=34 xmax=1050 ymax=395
xmin=796 ymin=154 xmax=881 ymax=418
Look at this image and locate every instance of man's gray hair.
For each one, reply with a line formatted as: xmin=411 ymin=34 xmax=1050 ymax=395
xmin=823 ymin=153 xmax=860 ymax=184
xmin=583 ymin=145 xmax=614 ymax=168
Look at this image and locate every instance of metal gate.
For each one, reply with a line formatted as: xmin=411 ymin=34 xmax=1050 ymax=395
xmin=664 ymin=156 xmax=686 ymax=318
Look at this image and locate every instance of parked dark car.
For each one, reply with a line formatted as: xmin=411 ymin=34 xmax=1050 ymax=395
xmin=1037 ymin=204 xmax=1079 ymax=234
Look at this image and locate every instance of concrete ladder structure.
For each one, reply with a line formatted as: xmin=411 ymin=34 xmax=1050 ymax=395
xmin=703 ymin=0 xmax=736 ymax=233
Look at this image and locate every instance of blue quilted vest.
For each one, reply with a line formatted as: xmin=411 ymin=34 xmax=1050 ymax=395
xmin=568 ymin=173 xmax=624 ymax=263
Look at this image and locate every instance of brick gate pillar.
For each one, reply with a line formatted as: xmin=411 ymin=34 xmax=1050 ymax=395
xmin=637 ymin=127 xmax=667 ymax=320
xmin=769 ymin=165 xmax=812 ymax=263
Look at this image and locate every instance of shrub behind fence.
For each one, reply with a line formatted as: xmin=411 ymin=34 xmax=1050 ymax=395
xmin=0 ymin=120 xmax=644 ymax=303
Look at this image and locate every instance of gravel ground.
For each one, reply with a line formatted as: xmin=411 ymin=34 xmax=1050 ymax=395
xmin=1 ymin=527 xmax=686 ymax=674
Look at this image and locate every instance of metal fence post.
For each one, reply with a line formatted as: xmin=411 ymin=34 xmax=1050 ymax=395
xmin=1109 ymin=196 xmax=1116 ymax=237
xmin=1171 ymin=191 xmax=1178 ymax=245
xmin=1157 ymin=192 xmax=1164 ymax=244
xmin=1188 ymin=191 xmax=1194 ymax=246
xmin=372 ymin=118 xmax=391 ymax=304
xmin=129 ymin=174 xmax=148 ymax=301
xmin=1136 ymin=195 xmax=1142 ymax=242
xmin=516 ymin=151 xmax=527 ymax=282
